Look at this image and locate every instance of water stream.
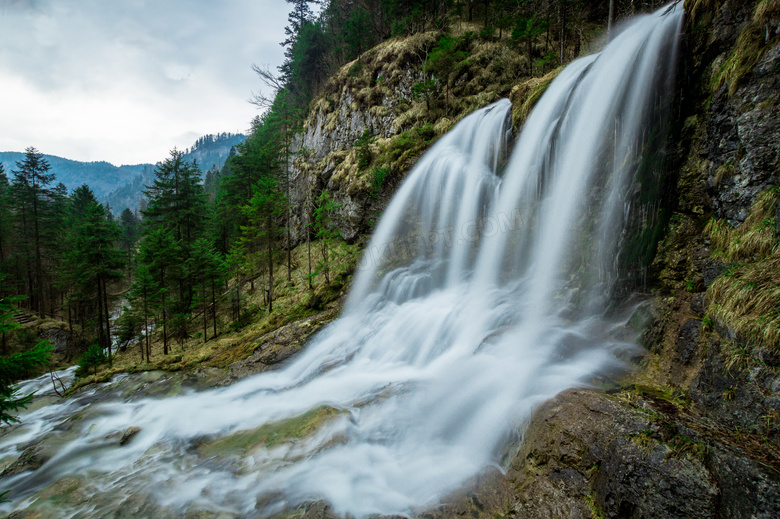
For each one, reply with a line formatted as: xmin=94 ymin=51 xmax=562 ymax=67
xmin=0 ymin=5 xmax=683 ymax=517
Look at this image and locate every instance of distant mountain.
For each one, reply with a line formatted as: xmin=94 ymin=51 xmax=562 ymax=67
xmin=1 ymin=133 xmax=245 ymax=214
xmin=102 ymin=132 xmax=245 ymax=212
xmin=181 ymin=133 xmax=245 ymax=173
xmin=0 ymin=152 xmax=151 ymax=203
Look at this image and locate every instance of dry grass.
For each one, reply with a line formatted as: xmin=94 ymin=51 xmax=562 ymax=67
xmin=710 ymin=0 xmax=780 ymax=95
xmin=705 ymin=188 xmax=779 ymax=262
xmin=706 ymin=187 xmax=780 ymax=352
xmin=510 ymin=67 xmax=563 ymax=128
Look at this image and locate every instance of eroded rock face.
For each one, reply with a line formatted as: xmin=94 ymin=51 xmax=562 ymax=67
xmin=504 ymin=389 xmax=780 ymax=519
xmin=690 ymin=335 xmax=780 ymax=439
xmin=696 ymin=4 xmax=780 ymax=223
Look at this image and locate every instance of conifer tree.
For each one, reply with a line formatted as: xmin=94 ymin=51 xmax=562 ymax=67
xmin=313 ymin=191 xmax=340 ymax=284
xmin=137 ymin=227 xmax=181 ymax=355
xmin=67 ymin=201 xmax=124 ymax=365
xmin=0 ymin=166 xmax=12 ymax=278
xmin=186 ymin=238 xmax=224 ymax=342
xmin=11 ymin=147 xmax=55 ymax=315
xmin=118 ymin=208 xmax=140 ymax=279
xmin=241 ymin=175 xmax=282 ymax=313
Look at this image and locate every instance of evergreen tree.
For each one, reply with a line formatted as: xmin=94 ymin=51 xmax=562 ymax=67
xmin=137 ymin=227 xmax=181 ymax=355
xmin=142 ymin=149 xmax=207 ymax=337
xmin=0 ymin=166 xmax=12 ymax=280
xmin=128 ymin=264 xmax=157 ymax=361
xmin=186 ymin=238 xmax=224 ymax=343
xmin=67 ymin=201 xmax=124 ymax=365
xmin=118 ymin=208 xmax=140 ymax=279
xmin=11 ymin=147 xmax=55 ymax=315
xmin=241 ymin=175 xmax=282 ymax=313
xmin=313 ymin=191 xmax=340 ymax=284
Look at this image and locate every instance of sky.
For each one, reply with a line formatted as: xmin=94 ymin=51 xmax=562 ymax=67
xmin=0 ymin=0 xmax=289 ymax=165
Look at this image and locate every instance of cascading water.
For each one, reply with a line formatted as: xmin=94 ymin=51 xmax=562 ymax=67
xmin=0 ymin=5 xmax=683 ymax=518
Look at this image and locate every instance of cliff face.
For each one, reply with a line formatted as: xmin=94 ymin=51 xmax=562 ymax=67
xmin=285 ymin=30 xmax=532 ymax=244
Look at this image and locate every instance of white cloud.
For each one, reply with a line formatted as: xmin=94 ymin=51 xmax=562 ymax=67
xmin=0 ymin=0 xmax=288 ymax=165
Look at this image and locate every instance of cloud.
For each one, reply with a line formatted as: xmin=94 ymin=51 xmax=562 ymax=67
xmin=0 ymin=0 xmax=288 ymax=165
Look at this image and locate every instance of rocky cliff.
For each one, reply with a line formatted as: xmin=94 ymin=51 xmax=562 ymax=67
xmin=285 ymin=29 xmax=536 ymax=243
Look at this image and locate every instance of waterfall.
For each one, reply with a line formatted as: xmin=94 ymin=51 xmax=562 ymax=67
xmin=0 ymin=5 xmax=683 ymax=518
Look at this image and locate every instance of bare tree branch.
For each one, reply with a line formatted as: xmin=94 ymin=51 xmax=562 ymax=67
xmin=248 ymin=64 xmax=286 ymax=109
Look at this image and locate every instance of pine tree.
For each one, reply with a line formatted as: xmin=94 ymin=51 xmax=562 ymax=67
xmin=313 ymin=191 xmax=340 ymax=284
xmin=137 ymin=227 xmax=181 ymax=355
xmin=67 ymin=201 xmax=124 ymax=365
xmin=186 ymin=238 xmax=224 ymax=343
xmin=241 ymin=175 xmax=282 ymax=313
xmin=142 ymin=149 xmax=207 ymax=341
xmin=11 ymin=147 xmax=55 ymax=315
xmin=118 ymin=208 xmax=140 ymax=279
xmin=0 ymin=165 xmax=12 ymax=277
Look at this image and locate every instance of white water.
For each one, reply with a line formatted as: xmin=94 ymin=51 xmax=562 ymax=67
xmin=0 ymin=5 xmax=682 ymax=518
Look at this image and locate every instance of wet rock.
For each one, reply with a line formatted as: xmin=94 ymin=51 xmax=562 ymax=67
xmin=507 ymin=390 xmax=649 ymax=519
xmin=593 ymin=435 xmax=717 ymax=518
xmin=222 ymin=307 xmax=340 ymax=385
xmin=40 ymin=328 xmax=69 ymax=354
xmin=674 ymin=319 xmax=702 ymax=364
xmin=707 ymin=446 xmax=780 ymax=519
xmin=506 ymin=387 xmax=780 ymax=519
xmin=702 ymin=259 xmax=727 ymax=288
xmin=119 ymin=426 xmax=141 ymax=446
xmin=690 ymin=335 xmax=780 ymax=437
xmin=1 ymin=443 xmax=48 ymax=476
xmin=757 ymin=348 xmax=780 ymax=368
xmin=690 ymin=293 xmax=705 ymax=316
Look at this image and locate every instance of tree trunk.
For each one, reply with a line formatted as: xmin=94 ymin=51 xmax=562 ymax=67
xmin=608 ymin=0 xmax=616 ymax=40
xmin=286 ymin=123 xmax=292 ymax=284
xmin=102 ymin=276 xmax=112 ymax=366
xmin=161 ymin=269 xmax=168 ymax=356
xmin=321 ymin=239 xmax=330 ymax=284
xmin=559 ymin=0 xmax=566 ymax=64
xmin=143 ymin=291 xmax=150 ymax=361
xmin=267 ymin=214 xmax=274 ymax=314
xmin=96 ymin=273 xmax=106 ymax=351
xmin=32 ymin=192 xmax=44 ymax=315
xmin=211 ymin=278 xmax=217 ymax=338
xmin=202 ymin=285 xmax=207 ymax=343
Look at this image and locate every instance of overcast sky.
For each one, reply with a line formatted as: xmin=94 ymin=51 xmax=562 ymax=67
xmin=0 ymin=0 xmax=289 ymax=165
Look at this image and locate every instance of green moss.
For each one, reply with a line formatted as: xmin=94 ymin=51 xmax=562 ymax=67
xmin=585 ymin=493 xmax=607 ymax=519
xmin=199 ymin=406 xmax=342 ymax=458
xmin=510 ymin=67 xmax=562 ymax=128
xmin=621 ymin=209 xmax=669 ymax=268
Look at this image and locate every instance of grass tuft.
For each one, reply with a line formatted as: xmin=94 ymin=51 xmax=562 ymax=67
xmin=706 ymin=187 xmax=780 ymax=352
